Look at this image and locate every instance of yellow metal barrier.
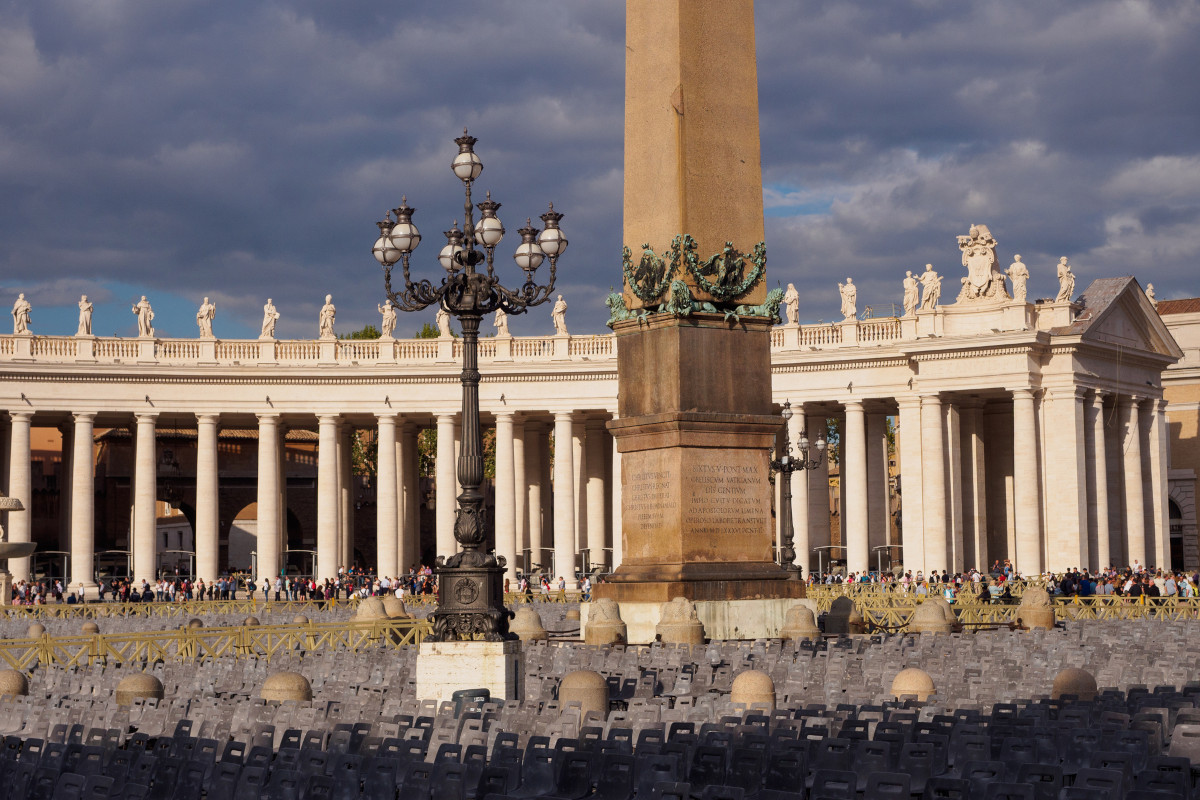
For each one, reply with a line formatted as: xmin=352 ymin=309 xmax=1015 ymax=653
xmin=0 ymin=618 xmax=431 ymax=669
xmin=0 ymin=598 xmax=348 ymax=620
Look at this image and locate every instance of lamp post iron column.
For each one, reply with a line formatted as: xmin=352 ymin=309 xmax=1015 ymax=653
xmin=770 ymin=401 xmax=826 ymax=580
xmin=372 ymin=130 xmax=567 ymax=642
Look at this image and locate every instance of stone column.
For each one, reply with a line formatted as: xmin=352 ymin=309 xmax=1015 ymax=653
xmin=572 ymin=419 xmax=586 ymax=560
xmin=1121 ymin=396 xmax=1147 ymax=568
xmin=6 ymin=411 xmax=32 ymax=581
xmin=611 ymin=430 xmax=623 ymax=571
xmin=398 ymin=421 xmax=419 ymax=572
xmin=788 ymin=406 xmax=809 ymax=574
xmin=195 ymin=414 xmax=220 ymax=583
xmin=844 ymin=401 xmax=869 ymax=574
xmin=338 ymin=423 xmax=354 ymax=568
xmin=494 ymin=412 xmax=517 ymax=584
xmin=376 ymin=414 xmax=398 ymax=578
xmin=512 ymin=417 xmax=527 ymax=572
xmin=316 ymin=415 xmax=339 ymax=581
xmin=1045 ymin=388 xmax=1089 ymax=572
xmin=132 ymin=413 xmax=158 ymax=585
xmin=963 ymin=403 xmax=988 ymax=572
xmin=1150 ymin=398 xmax=1170 ymax=569
xmin=553 ymin=412 xmax=576 ymax=581
xmin=1012 ymin=389 xmax=1043 ymax=575
xmin=897 ymin=398 xmax=924 ymax=575
xmin=944 ymin=403 xmax=964 ymax=572
xmin=865 ymin=410 xmax=888 ymax=557
xmin=525 ymin=424 xmax=544 ymax=571
xmin=920 ymin=395 xmax=947 ymax=574
xmin=807 ymin=410 xmax=832 ymax=566
xmin=68 ymin=412 xmax=96 ymax=590
xmin=435 ymin=414 xmax=457 ymax=559
xmin=1087 ymin=392 xmax=1111 ymax=570
xmin=58 ymin=423 xmax=72 ymax=553
xmin=256 ymin=414 xmax=281 ymax=584
xmin=585 ymin=418 xmax=608 ymax=572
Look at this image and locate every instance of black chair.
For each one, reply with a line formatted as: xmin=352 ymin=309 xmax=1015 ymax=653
xmin=810 ymin=769 xmax=858 ymax=800
xmin=1070 ymin=767 xmax=1125 ymax=800
xmin=982 ymin=782 xmax=1035 ymax=800
xmin=1016 ymin=762 xmax=1062 ymax=800
xmin=923 ymin=776 xmax=970 ymax=800
xmin=863 ymin=771 xmax=911 ymax=800
xmin=635 ymin=753 xmax=683 ymax=799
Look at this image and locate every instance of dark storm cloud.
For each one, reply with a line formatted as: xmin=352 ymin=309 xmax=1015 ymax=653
xmin=0 ymin=0 xmax=1196 ymax=336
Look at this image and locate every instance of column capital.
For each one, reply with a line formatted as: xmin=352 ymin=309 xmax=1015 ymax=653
xmin=435 ymin=413 xmax=457 ymax=424
xmin=317 ymin=414 xmax=341 ymax=425
xmin=1046 ymin=386 xmax=1089 ymax=402
xmin=196 ymin=413 xmax=221 ymax=425
xmin=134 ymin=412 xmax=159 ymax=424
xmin=9 ymin=410 xmax=34 ymax=422
xmin=553 ymin=411 xmax=574 ymax=423
xmin=896 ymin=395 xmax=923 ymax=410
xmin=1011 ymin=388 xmax=1036 ymax=401
xmin=376 ymin=412 xmax=398 ymax=425
xmin=842 ymin=399 xmax=865 ymax=412
xmin=920 ymin=392 xmax=943 ymax=404
xmin=256 ymin=412 xmax=280 ymax=424
xmin=1119 ymin=393 xmax=1145 ymax=408
xmin=494 ymin=410 xmax=516 ymax=423
xmin=72 ymin=411 xmax=96 ymax=423
xmin=1154 ymin=397 xmax=1168 ymax=413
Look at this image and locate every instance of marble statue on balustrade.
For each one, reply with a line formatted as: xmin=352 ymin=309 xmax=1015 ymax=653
xmin=1146 ymin=283 xmax=1158 ymax=310
xmin=552 ymin=295 xmax=568 ymax=336
xmin=319 ymin=294 xmax=336 ymax=339
xmin=838 ymin=278 xmax=857 ymax=320
xmin=132 ymin=296 xmax=155 ymax=338
xmin=435 ymin=307 xmax=452 ymax=339
xmin=494 ymin=307 xmax=510 ymax=337
xmin=902 ymin=271 xmax=919 ymax=317
xmin=11 ymin=294 xmax=31 ymax=335
xmin=196 ymin=297 xmax=216 ymax=339
xmin=783 ymin=283 xmax=800 ymax=325
xmin=1006 ymin=255 xmax=1030 ymax=303
xmin=1055 ymin=257 xmax=1075 ymax=303
xmin=378 ymin=301 xmax=396 ymax=339
xmin=955 ymin=223 xmax=1011 ymax=303
xmin=918 ymin=265 xmax=942 ymax=310
xmin=260 ymin=299 xmax=280 ymax=339
xmin=77 ymin=295 xmax=93 ymax=336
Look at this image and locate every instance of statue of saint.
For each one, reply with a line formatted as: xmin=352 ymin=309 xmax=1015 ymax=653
xmin=11 ymin=293 xmax=31 ymax=335
xmin=378 ymin=301 xmax=396 ymax=339
xmin=260 ymin=299 xmax=280 ymax=339
xmin=1006 ymin=255 xmax=1030 ymax=303
xmin=77 ymin=295 xmax=93 ymax=336
xmin=494 ymin=307 xmax=511 ymax=337
xmin=196 ymin=297 xmax=216 ymax=338
xmin=1146 ymin=283 xmax=1158 ymax=310
xmin=319 ymin=294 xmax=336 ymax=339
xmin=838 ymin=278 xmax=857 ymax=320
xmin=551 ymin=294 xmax=568 ymax=335
xmin=132 ymin=295 xmax=155 ymax=337
xmin=783 ymin=283 xmax=800 ymax=325
xmin=902 ymin=271 xmax=919 ymax=317
xmin=435 ymin=307 xmax=452 ymax=338
xmin=1055 ymin=257 xmax=1075 ymax=303
xmin=918 ymin=265 xmax=941 ymax=311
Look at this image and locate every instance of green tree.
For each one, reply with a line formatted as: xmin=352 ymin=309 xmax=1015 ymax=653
xmin=824 ymin=418 xmax=841 ymax=466
xmin=415 ymin=323 xmax=439 ymax=339
xmin=339 ymin=324 xmax=380 ymax=340
xmin=351 ymin=429 xmax=377 ymax=478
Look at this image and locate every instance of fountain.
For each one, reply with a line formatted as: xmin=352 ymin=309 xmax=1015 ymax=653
xmin=0 ymin=490 xmax=32 ymax=605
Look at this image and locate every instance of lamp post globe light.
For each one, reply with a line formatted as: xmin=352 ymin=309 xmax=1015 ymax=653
xmin=770 ymin=401 xmax=826 ymax=580
xmin=371 ymin=130 xmax=567 ymax=642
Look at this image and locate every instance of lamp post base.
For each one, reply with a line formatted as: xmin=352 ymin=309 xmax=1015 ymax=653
xmin=428 ymin=562 xmax=515 ymax=642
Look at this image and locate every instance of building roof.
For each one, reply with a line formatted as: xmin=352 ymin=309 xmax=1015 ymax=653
xmin=1156 ymin=298 xmax=1200 ymax=315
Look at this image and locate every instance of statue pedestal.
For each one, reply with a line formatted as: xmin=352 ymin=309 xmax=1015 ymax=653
xmin=596 ymin=314 xmax=804 ymax=623
xmin=414 ymin=640 xmax=523 ymax=702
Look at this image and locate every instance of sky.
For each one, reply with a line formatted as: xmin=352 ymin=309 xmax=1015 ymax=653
xmin=1 ymin=0 xmax=1197 ymax=339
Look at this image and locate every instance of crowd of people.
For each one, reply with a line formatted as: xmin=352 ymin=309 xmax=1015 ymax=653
xmin=807 ymin=559 xmax=1200 ymax=603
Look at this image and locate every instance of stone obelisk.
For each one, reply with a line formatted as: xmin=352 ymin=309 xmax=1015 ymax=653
xmin=594 ymin=0 xmax=803 ymax=642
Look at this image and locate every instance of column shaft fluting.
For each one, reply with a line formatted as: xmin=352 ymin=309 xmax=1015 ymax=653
xmin=195 ymin=414 xmax=220 ymax=582
xmin=69 ymin=413 xmax=96 ymax=590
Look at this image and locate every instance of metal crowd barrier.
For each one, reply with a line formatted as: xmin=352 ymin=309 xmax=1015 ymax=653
xmin=0 ymin=618 xmax=431 ymax=670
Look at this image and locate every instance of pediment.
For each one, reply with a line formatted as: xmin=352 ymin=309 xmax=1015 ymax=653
xmin=1075 ymin=279 xmax=1183 ymax=359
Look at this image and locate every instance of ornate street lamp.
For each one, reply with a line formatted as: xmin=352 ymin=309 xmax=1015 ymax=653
xmin=371 ymin=130 xmax=567 ymax=642
xmin=770 ymin=401 xmax=826 ymax=579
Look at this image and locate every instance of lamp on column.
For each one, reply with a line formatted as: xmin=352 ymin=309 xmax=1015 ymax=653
xmin=371 ymin=130 xmax=567 ymax=642
xmin=770 ymin=401 xmax=826 ymax=579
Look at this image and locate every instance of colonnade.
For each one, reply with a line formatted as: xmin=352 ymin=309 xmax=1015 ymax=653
xmin=780 ymin=388 xmax=1171 ymax=577
xmin=2 ymin=409 xmax=616 ymax=588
